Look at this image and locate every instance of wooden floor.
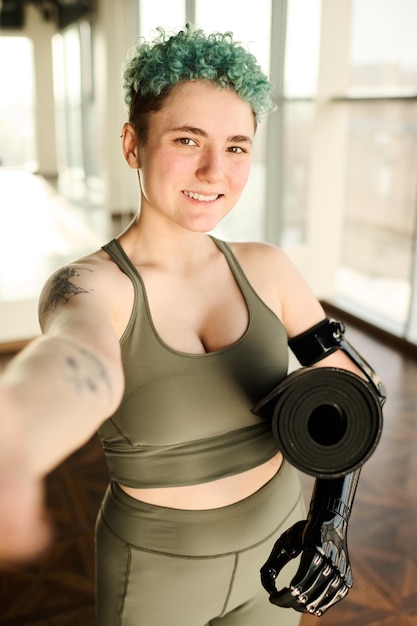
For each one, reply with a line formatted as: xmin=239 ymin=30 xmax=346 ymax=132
xmin=0 ymin=321 xmax=416 ymax=625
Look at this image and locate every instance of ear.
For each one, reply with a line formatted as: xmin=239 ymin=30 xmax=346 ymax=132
xmin=121 ymin=123 xmax=140 ymax=169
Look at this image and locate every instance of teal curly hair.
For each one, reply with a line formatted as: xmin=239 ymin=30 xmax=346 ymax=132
xmin=122 ymin=25 xmax=275 ymax=142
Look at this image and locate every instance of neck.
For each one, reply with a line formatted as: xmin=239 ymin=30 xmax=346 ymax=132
xmin=117 ymin=210 xmax=217 ymax=270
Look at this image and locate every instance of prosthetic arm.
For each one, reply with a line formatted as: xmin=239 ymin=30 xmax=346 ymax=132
xmin=253 ymin=319 xmax=386 ymax=616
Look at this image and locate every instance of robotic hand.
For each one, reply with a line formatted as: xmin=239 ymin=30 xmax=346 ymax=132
xmin=260 ymin=469 xmax=359 ymax=616
xmin=254 ymin=319 xmax=386 ymax=617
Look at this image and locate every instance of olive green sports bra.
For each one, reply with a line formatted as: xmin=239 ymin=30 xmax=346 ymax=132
xmin=98 ymin=237 xmax=288 ymax=488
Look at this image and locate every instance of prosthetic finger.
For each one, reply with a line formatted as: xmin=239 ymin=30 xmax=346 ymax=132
xmin=292 ymin=550 xmax=351 ymax=616
xmin=268 ymin=548 xmax=327 ymax=610
xmin=303 ymin=574 xmax=350 ymax=616
xmin=268 ymin=548 xmax=351 ymax=616
xmin=308 ymin=581 xmax=350 ymax=615
xmin=260 ymin=520 xmax=305 ymax=595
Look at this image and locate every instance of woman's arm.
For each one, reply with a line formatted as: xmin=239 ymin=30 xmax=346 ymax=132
xmin=1 ymin=260 xmax=124 ymax=476
xmin=0 ymin=258 xmax=124 ymax=561
xmin=236 ymin=243 xmax=384 ymax=616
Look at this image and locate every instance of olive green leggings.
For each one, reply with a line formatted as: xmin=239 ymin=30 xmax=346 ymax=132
xmin=95 ymin=460 xmax=304 ymax=626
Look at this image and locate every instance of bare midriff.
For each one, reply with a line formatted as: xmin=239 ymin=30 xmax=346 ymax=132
xmin=119 ymin=450 xmax=283 ymax=510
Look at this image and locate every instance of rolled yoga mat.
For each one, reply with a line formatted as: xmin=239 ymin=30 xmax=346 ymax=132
xmin=252 ymin=367 xmax=383 ymax=478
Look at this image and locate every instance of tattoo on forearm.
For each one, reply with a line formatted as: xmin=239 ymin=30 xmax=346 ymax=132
xmin=64 ymin=341 xmax=112 ymax=397
xmin=39 ymin=267 xmax=93 ymax=318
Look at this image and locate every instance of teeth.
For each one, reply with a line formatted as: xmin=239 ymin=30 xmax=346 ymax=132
xmin=184 ymin=191 xmax=219 ymax=202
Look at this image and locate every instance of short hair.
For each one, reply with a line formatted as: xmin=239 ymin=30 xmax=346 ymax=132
xmin=122 ymin=25 xmax=275 ymax=142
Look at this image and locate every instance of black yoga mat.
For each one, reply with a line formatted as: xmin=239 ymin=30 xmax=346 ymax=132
xmin=252 ymin=367 xmax=383 ymax=478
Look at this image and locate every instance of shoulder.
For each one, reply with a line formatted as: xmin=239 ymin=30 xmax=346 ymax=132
xmin=40 ymin=248 xmax=116 ymax=303
xmin=220 ymin=241 xmax=295 ymax=321
xmin=38 ymin=247 xmax=128 ymax=332
xmin=227 ymin=240 xmax=289 ymax=261
xmin=226 ymin=240 xmax=296 ymax=281
xmin=225 ymin=240 xmax=326 ymax=336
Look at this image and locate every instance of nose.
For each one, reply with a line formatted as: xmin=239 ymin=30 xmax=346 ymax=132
xmin=196 ymin=147 xmax=225 ymax=183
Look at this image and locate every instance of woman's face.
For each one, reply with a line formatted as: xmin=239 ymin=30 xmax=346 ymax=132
xmin=134 ymin=80 xmax=256 ymax=234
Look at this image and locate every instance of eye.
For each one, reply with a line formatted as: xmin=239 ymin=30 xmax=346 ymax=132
xmin=175 ymin=137 xmax=198 ymax=146
xmin=227 ymin=146 xmax=246 ymax=154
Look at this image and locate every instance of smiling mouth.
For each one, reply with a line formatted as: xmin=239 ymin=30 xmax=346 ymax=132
xmin=183 ymin=191 xmax=221 ymax=202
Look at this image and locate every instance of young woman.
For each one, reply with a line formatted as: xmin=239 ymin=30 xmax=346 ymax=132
xmin=0 ymin=26 xmax=369 ymax=625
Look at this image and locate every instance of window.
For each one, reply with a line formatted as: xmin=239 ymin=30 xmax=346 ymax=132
xmin=139 ymin=0 xmax=185 ymax=37
xmin=336 ymin=0 xmax=417 ymax=334
xmin=0 ymin=37 xmax=36 ymax=169
xmin=280 ymin=0 xmax=321 ymax=246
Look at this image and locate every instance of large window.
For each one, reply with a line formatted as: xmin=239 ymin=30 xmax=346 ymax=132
xmin=336 ymin=0 xmax=417 ymax=335
xmin=268 ymin=0 xmax=417 ymax=340
xmin=338 ymin=101 xmax=417 ymax=331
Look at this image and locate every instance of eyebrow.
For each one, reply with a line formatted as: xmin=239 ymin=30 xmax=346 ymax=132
xmin=170 ymin=126 xmax=253 ymax=144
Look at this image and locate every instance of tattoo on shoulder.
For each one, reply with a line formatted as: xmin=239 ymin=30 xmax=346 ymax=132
xmin=40 ymin=266 xmax=93 ymax=316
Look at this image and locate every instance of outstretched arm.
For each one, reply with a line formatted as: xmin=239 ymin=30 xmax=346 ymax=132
xmin=0 ymin=259 xmax=124 ymax=561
